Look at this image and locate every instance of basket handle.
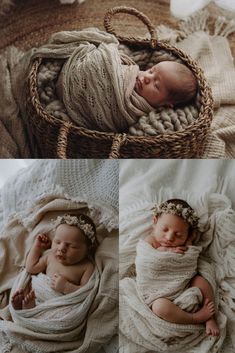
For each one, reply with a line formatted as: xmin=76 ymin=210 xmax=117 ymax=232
xmin=57 ymin=124 xmax=72 ymax=159
xmin=109 ymin=133 xmax=127 ymax=159
xmin=104 ymin=6 xmax=158 ymax=48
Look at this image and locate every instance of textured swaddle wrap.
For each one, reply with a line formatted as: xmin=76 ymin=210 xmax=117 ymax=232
xmin=32 ymin=273 xmax=63 ymax=303
xmin=9 ymin=268 xmax=99 ymax=337
xmin=135 ymin=239 xmax=202 ymax=306
xmin=58 ymin=40 xmax=153 ymax=132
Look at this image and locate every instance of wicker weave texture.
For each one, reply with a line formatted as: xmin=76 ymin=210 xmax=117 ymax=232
xmin=24 ymin=6 xmax=213 ymax=158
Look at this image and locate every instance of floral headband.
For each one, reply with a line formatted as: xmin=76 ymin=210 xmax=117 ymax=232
xmin=152 ymin=200 xmax=199 ymax=228
xmin=54 ymin=214 xmax=96 ymax=245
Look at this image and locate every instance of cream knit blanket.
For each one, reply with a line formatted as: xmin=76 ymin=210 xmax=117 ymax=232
xmin=0 ymin=160 xmax=118 ymax=353
xmin=9 ymin=269 xmax=99 ymax=336
xmin=135 ymin=240 xmax=201 ymax=306
xmin=0 ymin=199 xmax=118 ymax=353
xmin=119 ymin=183 xmax=235 ymax=353
xmin=56 ymin=35 xmax=152 ymax=132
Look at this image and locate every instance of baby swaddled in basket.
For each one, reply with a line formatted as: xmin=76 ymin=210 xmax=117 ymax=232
xmin=10 ymin=214 xmax=99 ymax=333
xmin=54 ymin=29 xmax=198 ymax=133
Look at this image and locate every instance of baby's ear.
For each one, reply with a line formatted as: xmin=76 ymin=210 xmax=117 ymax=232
xmin=153 ymin=216 xmax=158 ymax=224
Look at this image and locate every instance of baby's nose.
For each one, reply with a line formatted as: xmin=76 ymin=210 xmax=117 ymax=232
xmin=138 ymin=71 xmax=151 ymax=85
xmin=165 ymin=232 xmax=174 ymax=241
xmin=143 ymin=75 xmax=151 ymax=84
xmin=58 ymin=244 xmax=66 ymax=252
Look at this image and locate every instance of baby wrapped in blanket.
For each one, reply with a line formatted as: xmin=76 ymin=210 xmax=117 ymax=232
xmin=136 ymin=199 xmax=220 ymax=337
xmin=9 ymin=214 xmax=99 ymax=335
xmin=55 ymin=29 xmax=153 ymax=132
xmin=53 ymin=29 xmax=197 ymax=132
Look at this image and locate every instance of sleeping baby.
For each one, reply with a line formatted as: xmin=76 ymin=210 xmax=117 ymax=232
xmin=135 ymin=61 xmax=198 ymax=108
xmin=51 ymin=28 xmax=198 ymax=133
xmin=136 ymin=199 xmax=220 ymax=337
xmin=11 ymin=213 xmax=98 ymax=310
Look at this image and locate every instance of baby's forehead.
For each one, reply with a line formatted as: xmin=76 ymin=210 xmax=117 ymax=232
xmin=151 ymin=61 xmax=179 ymax=72
xmin=54 ymin=224 xmax=84 ymax=240
xmin=158 ymin=213 xmax=189 ymax=227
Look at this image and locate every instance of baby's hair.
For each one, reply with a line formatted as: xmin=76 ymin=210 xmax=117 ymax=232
xmin=55 ymin=213 xmax=99 ymax=255
xmin=167 ymin=62 xmax=198 ymax=106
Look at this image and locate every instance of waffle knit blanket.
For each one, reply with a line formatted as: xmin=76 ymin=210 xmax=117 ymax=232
xmin=135 ymin=240 xmax=202 ymax=306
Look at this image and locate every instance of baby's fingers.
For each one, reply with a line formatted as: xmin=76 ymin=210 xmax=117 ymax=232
xmin=174 ymin=249 xmax=184 ymax=254
xmin=177 ymin=246 xmax=187 ymax=252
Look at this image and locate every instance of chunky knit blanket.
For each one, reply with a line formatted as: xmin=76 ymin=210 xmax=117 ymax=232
xmin=135 ymin=240 xmax=202 ymax=306
xmin=0 ymin=160 xmax=118 ymax=353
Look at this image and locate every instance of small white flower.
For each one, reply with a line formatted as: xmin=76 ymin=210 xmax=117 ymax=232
xmin=54 ymin=214 xmax=96 ymax=244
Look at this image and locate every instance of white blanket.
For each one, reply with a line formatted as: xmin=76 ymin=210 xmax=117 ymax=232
xmin=119 ymin=159 xmax=235 ymax=353
xmin=136 ymin=240 xmax=201 ymax=306
xmin=0 ymin=159 xmax=118 ymax=353
xmin=9 ymin=268 xmax=99 ymax=336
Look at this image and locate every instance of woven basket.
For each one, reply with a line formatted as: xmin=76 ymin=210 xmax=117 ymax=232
xmin=26 ymin=6 xmax=214 ymax=158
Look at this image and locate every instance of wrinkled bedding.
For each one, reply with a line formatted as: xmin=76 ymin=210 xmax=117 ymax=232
xmin=119 ymin=160 xmax=235 ymax=353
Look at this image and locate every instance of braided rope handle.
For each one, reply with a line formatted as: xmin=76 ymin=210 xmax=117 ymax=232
xmin=104 ymin=6 xmax=158 ymax=48
xmin=57 ymin=124 xmax=72 ymax=159
xmin=109 ymin=133 xmax=127 ymax=159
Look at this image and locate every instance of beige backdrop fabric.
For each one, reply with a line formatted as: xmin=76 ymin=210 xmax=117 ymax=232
xmin=176 ymin=32 xmax=235 ymax=158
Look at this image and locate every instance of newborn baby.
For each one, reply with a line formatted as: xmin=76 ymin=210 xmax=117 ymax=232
xmin=138 ymin=199 xmax=219 ymax=336
xmin=11 ymin=214 xmax=98 ymax=309
xmin=135 ymin=61 xmax=198 ymax=108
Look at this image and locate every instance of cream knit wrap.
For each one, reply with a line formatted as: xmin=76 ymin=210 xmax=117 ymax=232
xmin=135 ymin=239 xmax=201 ymax=306
xmin=56 ymin=30 xmax=153 ymax=132
xmin=10 ymin=269 xmax=99 ymax=336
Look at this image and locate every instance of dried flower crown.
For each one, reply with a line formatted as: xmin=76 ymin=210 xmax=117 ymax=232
xmin=54 ymin=214 xmax=96 ymax=244
xmin=152 ymin=201 xmax=199 ymax=228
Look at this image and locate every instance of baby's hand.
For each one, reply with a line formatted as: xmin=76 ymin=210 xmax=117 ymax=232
xmin=172 ymin=246 xmax=188 ymax=254
xmin=35 ymin=233 xmax=51 ymax=250
xmin=158 ymin=246 xmax=188 ymax=254
xmin=50 ymin=273 xmax=67 ymax=294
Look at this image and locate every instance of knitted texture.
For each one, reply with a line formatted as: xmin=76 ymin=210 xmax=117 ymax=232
xmin=32 ymin=28 xmax=152 ymax=133
xmin=0 ymin=159 xmax=118 ymax=231
xmin=119 ymin=178 xmax=234 ymax=353
xmin=0 ymin=197 xmax=118 ymax=353
xmin=9 ymin=269 xmax=99 ymax=336
xmin=135 ymin=240 xmax=201 ymax=306
xmin=117 ymin=45 xmax=200 ymax=136
xmin=37 ymin=49 xmax=199 ymax=136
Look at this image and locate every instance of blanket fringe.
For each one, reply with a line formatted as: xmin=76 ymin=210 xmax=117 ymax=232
xmin=178 ymin=9 xmax=235 ymax=39
xmin=179 ymin=10 xmax=210 ymax=36
xmin=214 ymin=16 xmax=235 ymax=37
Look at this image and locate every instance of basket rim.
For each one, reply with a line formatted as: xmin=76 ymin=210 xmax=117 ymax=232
xmin=28 ymin=38 xmax=214 ymax=144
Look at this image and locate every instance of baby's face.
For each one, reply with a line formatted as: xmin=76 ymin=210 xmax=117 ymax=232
xmin=51 ymin=224 xmax=88 ymax=265
xmin=152 ymin=213 xmax=189 ymax=247
xmin=135 ymin=61 xmax=181 ymax=108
